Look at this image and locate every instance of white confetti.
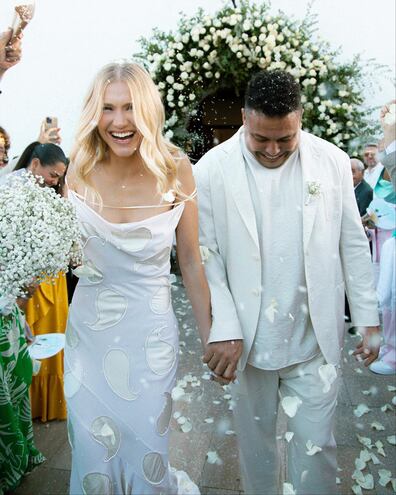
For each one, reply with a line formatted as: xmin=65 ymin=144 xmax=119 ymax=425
xmin=281 ymin=396 xmax=302 ymax=418
xmin=353 ymin=404 xmax=371 ymax=418
xmin=206 ymin=450 xmax=222 ymax=465
xmin=387 ymin=435 xmax=396 ymax=445
xmin=306 ymin=440 xmax=322 ymax=456
xmin=285 ymin=432 xmax=294 ymax=443
xmin=318 ymin=364 xmax=337 ymax=393
xmin=283 ymin=482 xmax=296 ymax=495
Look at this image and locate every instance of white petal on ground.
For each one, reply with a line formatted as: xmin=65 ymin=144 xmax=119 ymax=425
xmin=351 ymin=484 xmax=363 ymax=495
xmin=283 ymin=482 xmax=296 ymax=495
xmin=181 ymin=420 xmax=192 ymax=433
xmin=370 ymin=421 xmax=385 ymax=431
xmin=357 ymin=473 xmax=374 ymax=490
xmin=354 ymin=404 xmax=371 ymax=418
xmin=359 ymin=449 xmax=371 ymax=463
xmin=306 ymin=440 xmax=322 ymax=456
xmin=285 ymin=432 xmax=294 ymax=443
xmin=318 ymin=364 xmax=337 ymax=393
xmin=370 ymin=452 xmax=380 ymax=465
xmin=387 ymin=385 xmax=396 ymax=392
xmin=206 ymin=451 xmax=223 ymax=465
xmin=171 ymin=386 xmax=185 ymax=401
xmin=387 ymin=435 xmax=396 ymax=445
xmin=355 ymin=458 xmax=366 ymax=471
xmin=375 ymin=440 xmax=386 ymax=457
xmin=264 ymin=298 xmax=278 ymax=323
xmin=281 ymin=396 xmax=303 ymax=418
xmin=362 ymin=386 xmax=377 ymax=396
xmin=356 ymin=435 xmax=373 ymax=449
xmin=204 ymin=418 xmax=214 ymax=424
xmin=336 ymin=477 xmax=341 ymax=484
xmin=378 ymin=469 xmax=393 ymax=487
xmin=381 ymin=403 xmax=393 ymax=412
xmin=392 ymin=396 xmax=396 ymax=405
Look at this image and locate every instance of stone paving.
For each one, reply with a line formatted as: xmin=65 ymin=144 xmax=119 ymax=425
xmin=14 ymin=277 xmax=396 ymax=495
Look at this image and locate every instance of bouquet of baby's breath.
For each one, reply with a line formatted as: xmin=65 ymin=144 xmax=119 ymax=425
xmin=0 ymin=171 xmax=82 ymax=315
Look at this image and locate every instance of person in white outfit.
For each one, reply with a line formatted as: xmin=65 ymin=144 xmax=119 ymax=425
xmin=65 ymin=62 xmax=211 ymax=494
xmin=194 ymin=70 xmax=380 ymax=495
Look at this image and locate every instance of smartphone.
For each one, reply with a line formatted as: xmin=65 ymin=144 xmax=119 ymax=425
xmin=44 ymin=116 xmax=58 ymax=130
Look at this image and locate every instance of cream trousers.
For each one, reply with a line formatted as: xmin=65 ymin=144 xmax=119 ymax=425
xmin=231 ymin=353 xmax=339 ymax=495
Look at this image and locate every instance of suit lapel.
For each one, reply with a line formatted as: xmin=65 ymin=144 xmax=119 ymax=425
xmin=300 ymin=132 xmax=321 ymax=250
xmin=223 ymin=131 xmax=259 ymax=249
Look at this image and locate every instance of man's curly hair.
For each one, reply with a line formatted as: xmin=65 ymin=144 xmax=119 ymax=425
xmin=244 ymin=70 xmax=301 ymax=117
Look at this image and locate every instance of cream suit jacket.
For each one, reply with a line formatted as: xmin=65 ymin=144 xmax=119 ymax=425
xmin=194 ymin=129 xmax=379 ymax=370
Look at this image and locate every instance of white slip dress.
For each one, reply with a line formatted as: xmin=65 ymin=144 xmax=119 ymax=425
xmin=64 ymin=190 xmax=199 ymax=495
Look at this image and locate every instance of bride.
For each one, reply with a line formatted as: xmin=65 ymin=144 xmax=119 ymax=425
xmin=65 ymin=61 xmax=211 ymax=494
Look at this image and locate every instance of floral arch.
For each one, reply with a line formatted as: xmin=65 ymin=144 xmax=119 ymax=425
xmin=136 ymin=1 xmax=378 ymax=158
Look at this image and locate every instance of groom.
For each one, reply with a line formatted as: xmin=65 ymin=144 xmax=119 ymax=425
xmin=194 ymin=70 xmax=380 ymax=495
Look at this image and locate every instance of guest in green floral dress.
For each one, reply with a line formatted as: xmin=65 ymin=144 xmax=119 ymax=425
xmin=0 ymin=304 xmax=45 ymax=494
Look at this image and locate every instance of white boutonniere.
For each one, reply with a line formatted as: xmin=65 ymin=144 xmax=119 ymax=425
xmin=305 ymin=180 xmax=322 ymax=205
xmin=162 ymin=189 xmax=176 ymax=203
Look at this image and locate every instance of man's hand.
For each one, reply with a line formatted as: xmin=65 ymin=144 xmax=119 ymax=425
xmin=380 ymin=100 xmax=396 ymax=148
xmin=203 ymin=339 xmax=243 ymax=384
xmin=0 ymin=29 xmax=22 ymax=78
xmin=353 ymin=326 xmax=381 ymax=366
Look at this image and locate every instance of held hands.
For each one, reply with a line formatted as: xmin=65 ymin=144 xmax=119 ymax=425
xmin=202 ymin=339 xmax=243 ymax=385
xmin=353 ymin=326 xmax=381 ymax=366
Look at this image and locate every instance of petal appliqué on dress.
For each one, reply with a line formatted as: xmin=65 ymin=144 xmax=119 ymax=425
xmin=82 ymin=472 xmax=113 ymax=495
xmin=86 ymin=288 xmax=128 ymax=331
xmin=103 ymin=349 xmax=139 ymax=401
xmin=156 ymin=392 xmax=172 ymax=436
xmin=142 ymin=452 xmax=166 ymax=485
xmin=150 ymin=285 xmax=171 ymax=314
xmin=91 ymin=416 xmax=121 ymax=462
xmin=111 ymin=227 xmax=152 ymax=253
xmin=145 ymin=327 xmax=176 ymax=376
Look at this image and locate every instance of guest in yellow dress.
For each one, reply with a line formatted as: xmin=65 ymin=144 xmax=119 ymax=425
xmin=12 ymin=141 xmax=69 ymax=421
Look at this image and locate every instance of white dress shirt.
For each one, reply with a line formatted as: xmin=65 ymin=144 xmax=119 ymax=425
xmin=364 ymin=162 xmax=384 ymax=189
xmin=240 ymin=132 xmax=319 ymax=370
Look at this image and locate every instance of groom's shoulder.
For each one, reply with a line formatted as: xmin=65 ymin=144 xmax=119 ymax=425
xmin=195 ymin=131 xmax=241 ymax=172
xmin=303 ymin=130 xmax=349 ymax=162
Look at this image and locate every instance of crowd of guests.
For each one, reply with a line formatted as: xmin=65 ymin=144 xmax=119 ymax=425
xmin=0 ymin=25 xmax=395 ymax=495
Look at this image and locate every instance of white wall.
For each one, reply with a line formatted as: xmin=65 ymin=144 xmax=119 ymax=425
xmin=0 ymin=0 xmax=394 ymax=157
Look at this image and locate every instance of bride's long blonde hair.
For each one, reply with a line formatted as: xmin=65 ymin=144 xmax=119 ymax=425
xmin=69 ymin=61 xmax=183 ymax=206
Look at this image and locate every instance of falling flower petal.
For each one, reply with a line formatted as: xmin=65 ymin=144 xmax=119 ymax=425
xmin=318 ymin=364 xmax=337 ymax=393
xmin=306 ymin=440 xmax=322 ymax=456
xmin=285 ymin=432 xmax=294 ymax=443
xmin=265 ymin=298 xmax=278 ymax=323
xmin=387 ymin=435 xmax=396 ymax=445
xmin=281 ymin=396 xmax=302 ymax=418
xmin=371 ymin=421 xmax=385 ymax=431
xmin=354 ymin=404 xmax=371 ymax=418
xmin=283 ymin=482 xmax=296 ymax=495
